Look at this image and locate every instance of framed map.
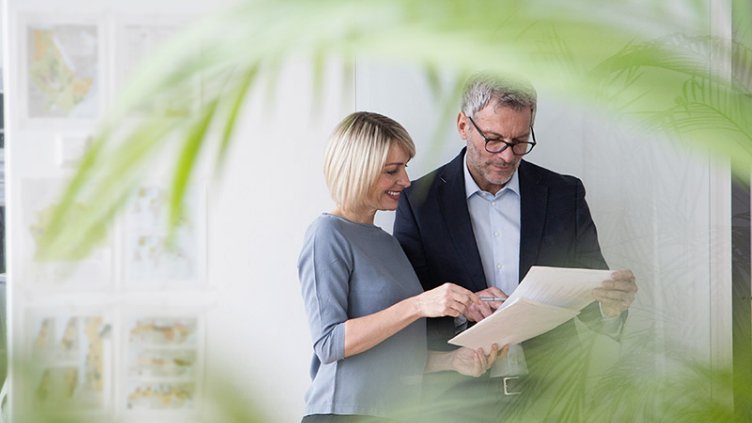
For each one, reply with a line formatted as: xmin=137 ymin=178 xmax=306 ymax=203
xmin=115 ymin=17 xmax=198 ymax=117
xmin=26 ymin=310 xmax=113 ymax=411
xmin=124 ymin=315 xmax=203 ymax=412
xmin=20 ymin=178 xmax=112 ymax=288
xmin=122 ymin=183 xmax=206 ymax=288
xmin=20 ymin=16 xmax=104 ymax=125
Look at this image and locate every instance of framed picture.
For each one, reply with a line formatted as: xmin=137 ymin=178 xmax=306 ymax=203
xmin=122 ymin=313 xmax=204 ymax=413
xmin=19 ymin=178 xmax=113 ymax=289
xmin=114 ymin=16 xmax=200 ymax=118
xmin=25 ymin=309 xmax=113 ymax=413
xmin=19 ymin=15 xmax=105 ymax=128
xmin=122 ymin=182 xmax=206 ymax=288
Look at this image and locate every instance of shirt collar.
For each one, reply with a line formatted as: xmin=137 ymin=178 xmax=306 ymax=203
xmin=463 ymin=154 xmax=520 ymax=199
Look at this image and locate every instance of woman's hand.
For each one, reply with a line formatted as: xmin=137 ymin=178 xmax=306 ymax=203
xmin=464 ymin=287 xmax=507 ymax=322
xmin=451 ymin=344 xmax=506 ymax=377
xmin=414 ymin=283 xmax=479 ymax=318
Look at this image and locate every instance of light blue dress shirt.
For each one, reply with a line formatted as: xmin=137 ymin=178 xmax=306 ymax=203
xmin=462 ymin=157 xmax=528 ymax=376
xmin=463 ymin=159 xmax=521 ymax=296
xmin=460 ymin=157 xmax=621 ymax=377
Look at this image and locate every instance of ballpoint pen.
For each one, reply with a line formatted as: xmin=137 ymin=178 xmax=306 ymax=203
xmin=479 ymin=296 xmax=507 ymax=301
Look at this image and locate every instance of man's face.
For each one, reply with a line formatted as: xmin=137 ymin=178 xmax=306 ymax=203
xmin=457 ymin=104 xmax=533 ymax=195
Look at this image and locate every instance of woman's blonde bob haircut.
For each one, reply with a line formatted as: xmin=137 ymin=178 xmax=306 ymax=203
xmin=324 ymin=112 xmax=416 ymax=212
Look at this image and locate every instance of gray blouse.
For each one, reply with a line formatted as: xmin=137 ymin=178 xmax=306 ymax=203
xmin=298 ymin=214 xmax=426 ymax=418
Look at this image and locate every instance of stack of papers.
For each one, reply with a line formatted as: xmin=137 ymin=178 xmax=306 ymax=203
xmin=448 ymin=266 xmax=613 ymax=350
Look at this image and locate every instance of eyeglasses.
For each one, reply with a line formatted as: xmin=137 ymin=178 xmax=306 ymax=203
xmin=467 ymin=115 xmax=536 ymax=155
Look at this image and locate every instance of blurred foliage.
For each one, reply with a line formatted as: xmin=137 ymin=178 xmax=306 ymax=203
xmin=8 ymin=333 xmax=747 ymax=422
xmin=34 ymin=0 xmax=751 ymax=260
xmin=22 ymin=1 xmax=752 ymax=420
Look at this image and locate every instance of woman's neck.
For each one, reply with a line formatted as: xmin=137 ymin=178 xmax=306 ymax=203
xmin=331 ymin=206 xmax=376 ymax=225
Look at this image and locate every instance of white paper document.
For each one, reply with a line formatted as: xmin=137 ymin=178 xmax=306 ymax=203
xmin=448 ymin=266 xmax=613 ymax=350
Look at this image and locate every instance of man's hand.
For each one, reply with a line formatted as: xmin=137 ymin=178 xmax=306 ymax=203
xmin=592 ymin=270 xmax=638 ymax=317
xmin=451 ymin=344 xmax=506 ymax=377
xmin=464 ymin=287 xmax=507 ymax=322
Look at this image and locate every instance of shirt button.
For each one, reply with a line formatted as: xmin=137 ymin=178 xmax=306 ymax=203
xmin=494 ymin=232 xmax=499 ymax=237
xmin=496 ymin=264 xmax=502 ymax=269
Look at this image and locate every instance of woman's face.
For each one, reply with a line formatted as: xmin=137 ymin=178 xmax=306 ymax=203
xmin=364 ymin=144 xmax=411 ymax=213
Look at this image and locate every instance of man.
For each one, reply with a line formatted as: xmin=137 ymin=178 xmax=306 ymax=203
xmin=393 ymin=74 xmax=637 ymax=421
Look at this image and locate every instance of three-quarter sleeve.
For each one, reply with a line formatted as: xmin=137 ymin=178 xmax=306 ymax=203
xmin=298 ymin=222 xmax=353 ymax=364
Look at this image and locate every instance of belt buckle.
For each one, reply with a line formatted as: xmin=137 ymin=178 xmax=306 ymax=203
xmin=502 ymin=376 xmax=522 ymax=396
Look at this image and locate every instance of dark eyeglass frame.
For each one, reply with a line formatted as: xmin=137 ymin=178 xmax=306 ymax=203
xmin=467 ymin=115 xmax=537 ymax=155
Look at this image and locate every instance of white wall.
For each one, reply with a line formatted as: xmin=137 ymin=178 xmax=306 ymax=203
xmin=4 ymin=0 xmax=735 ymax=422
xmin=4 ymin=1 xmax=348 ymax=422
xmin=204 ymin=59 xmax=350 ymax=422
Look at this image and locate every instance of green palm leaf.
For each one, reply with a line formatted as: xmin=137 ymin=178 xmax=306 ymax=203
xmin=36 ymin=0 xmax=748 ymax=260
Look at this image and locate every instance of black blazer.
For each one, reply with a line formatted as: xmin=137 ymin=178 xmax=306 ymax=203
xmin=394 ymin=149 xmax=609 ymax=349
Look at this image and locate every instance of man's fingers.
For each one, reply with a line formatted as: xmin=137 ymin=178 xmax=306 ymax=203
xmin=451 ymin=299 xmax=470 ymax=314
xmin=594 ymin=287 xmax=636 ymax=302
xmin=465 ymin=304 xmax=488 ymax=322
xmin=593 ymin=288 xmax=625 ymax=301
xmin=477 ymin=302 xmax=493 ymax=317
xmin=484 ymin=287 xmax=506 ymax=297
xmin=486 ymin=344 xmax=499 ymax=368
xmin=594 ymin=288 xmax=635 ymax=315
xmin=600 ymin=280 xmax=637 ymax=292
xmin=610 ymin=269 xmax=635 ymax=281
xmin=465 ymin=309 xmax=482 ymax=322
xmin=593 ymin=287 xmax=637 ymax=300
xmin=477 ymin=349 xmax=487 ymax=370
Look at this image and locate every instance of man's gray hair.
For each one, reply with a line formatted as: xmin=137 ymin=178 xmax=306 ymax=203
xmin=461 ymin=73 xmax=537 ymax=120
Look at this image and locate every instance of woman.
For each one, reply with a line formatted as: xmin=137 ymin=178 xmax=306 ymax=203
xmin=298 ymin=112 xmax=503 ymax=422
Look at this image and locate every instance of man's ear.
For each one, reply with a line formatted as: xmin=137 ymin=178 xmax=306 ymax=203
xmin=457 ymin=111 xmax=469 ymax=141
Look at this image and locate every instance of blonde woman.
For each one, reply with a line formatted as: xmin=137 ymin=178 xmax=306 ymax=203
xmin=298 ymin=112 xmax=503 ymax=423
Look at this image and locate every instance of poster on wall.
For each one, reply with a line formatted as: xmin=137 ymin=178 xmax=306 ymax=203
xmin=115 ymin=18 xmax=198 ymax=117
xmin=26 ymin=310 xmax=112 ymax=411
xmin=21 ymin=17 xmax=102 ymax=123
xmin=124 ymin=314 xmax=202 ymax=412
xmin=20 ymin=178 xmax=113 ymax=288
xmin=122 ymin=183 xmax=206 ymax=288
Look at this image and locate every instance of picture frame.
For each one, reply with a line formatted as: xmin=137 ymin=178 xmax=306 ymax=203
xmin=24 ymin=308 xmax=114 ymax=414
xmin=121 ymin=312 xmax=204 ymax=414
xmin=19 ymin=177 xmax=114 ymax=289
xmin=18 ymin=14 xmax=106 ymax=129
xmin=121 ymin=181 xmax=207 ymax=289
xmin=113 ymin=15 xmax=201 ymax=119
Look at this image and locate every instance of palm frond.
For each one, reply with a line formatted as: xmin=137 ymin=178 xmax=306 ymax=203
xmin=37 ymin=0 xmax=749 ymax=261
xmin=649 ymin=77 xmax=752 ymax=167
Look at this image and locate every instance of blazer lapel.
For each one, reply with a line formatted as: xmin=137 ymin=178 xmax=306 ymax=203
xmin=438 ymin=150 xmax=487 ymax=292
xmin=519 ymin=160 xmax=548 ymax=280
